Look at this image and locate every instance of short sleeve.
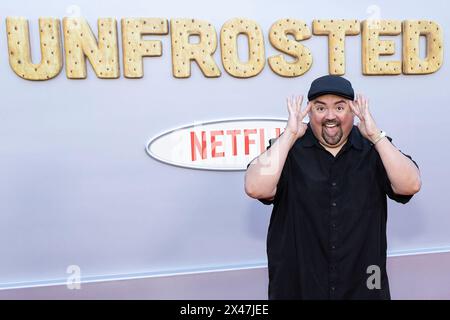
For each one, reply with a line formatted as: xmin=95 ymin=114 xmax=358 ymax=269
xmin=377 ymin=137 xmax=419 ymax=204
xmin=246 ymin=135 xmax=290 ymax=206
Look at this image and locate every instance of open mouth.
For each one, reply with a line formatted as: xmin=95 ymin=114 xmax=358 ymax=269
xmin=323 ymin=123 xmax=340 ymax=136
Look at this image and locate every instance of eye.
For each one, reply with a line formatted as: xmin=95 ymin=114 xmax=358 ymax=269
xmin=316 ymin=106 xmax=325 ymax=112
xmin=336 ymin=104 xmax=345 ymax=111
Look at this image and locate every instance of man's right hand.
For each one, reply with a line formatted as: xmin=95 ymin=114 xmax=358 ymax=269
xmin=286 ymin=95 xmax=312 ymax=140
xmin=245 ymin=95 xmax=310 ymax=200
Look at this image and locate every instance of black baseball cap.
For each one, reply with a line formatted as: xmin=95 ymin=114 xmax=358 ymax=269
xmin=307 ymin=75 xmax=354 ymax=101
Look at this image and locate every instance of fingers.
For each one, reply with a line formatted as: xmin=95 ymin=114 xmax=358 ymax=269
xmin=286 ymin=96 xmax=294 ymax=114
xmin=356 ymin=93 xmax=370 ymax=115
xmin=351 ymin=93 xmax=372 ymax=122
xmin=357 ymin=94 xmax=363 ymax=111
xmin=357 ymin=93 xmax=368 ymax=106
xmin=286 ymin=94 xmax=303 ymax=115
xmin=349 ymin=100 xmax=362 ymax=119
xmin=297 ymin=95 xmax=303 ymax=115
xmin=296 ymin=95 xmax=306 ymax=120
xmin=296 ymin=95 xmax=303 ymax=111
xmin=301 ymin=101 xmax=312 ymax=118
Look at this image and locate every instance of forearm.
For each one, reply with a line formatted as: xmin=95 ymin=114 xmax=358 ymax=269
xmin=374 ymin=136 xmax=421 ymax=195
xmin=245 ymin=129 xmax=297 ymax=198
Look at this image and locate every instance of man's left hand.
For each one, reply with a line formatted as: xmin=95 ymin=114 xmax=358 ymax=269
xmin=349 ymin=94 xmax=381 ymax=143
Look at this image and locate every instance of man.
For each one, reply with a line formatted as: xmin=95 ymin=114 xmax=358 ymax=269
xmin=244 ymin=75 xmax=421 ymax=300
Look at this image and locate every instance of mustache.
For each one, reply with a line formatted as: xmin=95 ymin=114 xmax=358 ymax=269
xmin=322 ymin=120 xmax=341 ymax=126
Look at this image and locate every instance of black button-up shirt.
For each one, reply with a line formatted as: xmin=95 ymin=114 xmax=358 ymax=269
xmin=249 ymin=124 xmax=417 ymax=300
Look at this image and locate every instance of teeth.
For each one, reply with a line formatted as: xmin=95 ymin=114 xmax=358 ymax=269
xmin=325 ymin=124 xmax=337 ymax=127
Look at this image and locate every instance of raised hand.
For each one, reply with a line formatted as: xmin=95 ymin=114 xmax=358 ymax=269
xmin=286 ymin=95 xmax=311 ymax=140
xmin=349 ymin=94 xmax=381 ymax=142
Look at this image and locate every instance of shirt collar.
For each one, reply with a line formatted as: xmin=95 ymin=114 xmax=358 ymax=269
xmin=301 ymin=123 xmax=363 ymax=151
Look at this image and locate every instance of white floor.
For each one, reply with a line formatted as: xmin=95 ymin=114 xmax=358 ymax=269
xmin=1 ymin=251 xmax=450 ymax=299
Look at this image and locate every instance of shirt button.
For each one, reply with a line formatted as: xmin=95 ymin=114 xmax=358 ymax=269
xmin=331 ymin=182 xmax=337 ymax=187
xmin=332 ymin=223 xmax=337 ymax=228
xmin=331 ymin=245 xmax=336 ymax=250
xmin=331 ymin=286 xmax=336 ymax=291
xmin=331 ymin=202 xmax=337 ymax=207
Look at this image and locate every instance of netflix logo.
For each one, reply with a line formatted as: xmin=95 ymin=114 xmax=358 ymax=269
xmin=146 ymin=119 xmax=287 ymax=170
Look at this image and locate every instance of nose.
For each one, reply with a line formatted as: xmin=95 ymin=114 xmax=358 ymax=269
xmin=325 ymin=108 xmax=337 ymax=121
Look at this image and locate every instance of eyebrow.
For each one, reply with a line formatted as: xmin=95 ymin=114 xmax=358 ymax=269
xmin=313 ymin=99 xmax=346 ymax=105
